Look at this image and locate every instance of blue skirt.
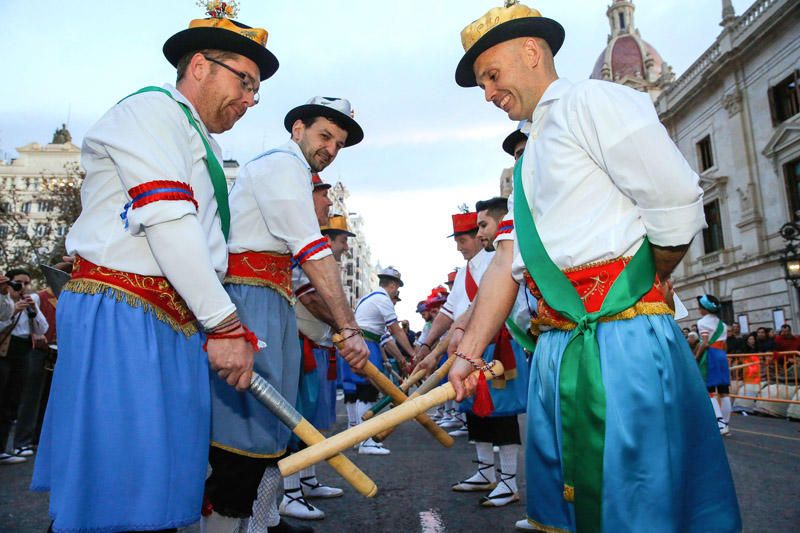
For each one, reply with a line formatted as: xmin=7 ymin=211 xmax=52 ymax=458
xmin=210 ymin=285 xmax=300 ymax=457
xmin=706 ymin=346 xmax=731 ymax=387
xmin=459 ymin=339 xmax=529 ymax=417
xmin=524 ymin=314 xmax=741 ymax=532
xmin=340 ymin=340 xmax=384 ymax=387
xmin=31 ymin=290 xmax=210 ymax=532
xmin=295 ymin=347 xmax=336 ymax=431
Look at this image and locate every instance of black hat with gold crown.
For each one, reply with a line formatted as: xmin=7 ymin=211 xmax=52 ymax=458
xmin=164 ymin=1 xmax=279 ymax=81
xmin=455 ymin=1 xmax=564 ymax=88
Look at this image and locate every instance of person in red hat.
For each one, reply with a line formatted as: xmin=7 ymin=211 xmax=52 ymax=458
xmin=31 ymin=4 xmax=280 ymax=532
xmin=449 ymin=2 xmax=739 ymax=532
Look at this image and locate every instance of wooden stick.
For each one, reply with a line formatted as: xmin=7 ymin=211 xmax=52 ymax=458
xmin=278 ymin=362 xmax=504 ymax=477
xmin=334 ymin=334 xmax=454 ymax=448
xmin=374 ymin=355 xmax=455 ymax=442
xmin=248 ymin=374 xmax=377 ymax=498
xmin=362 ymin=368 xmax=427 ymax=421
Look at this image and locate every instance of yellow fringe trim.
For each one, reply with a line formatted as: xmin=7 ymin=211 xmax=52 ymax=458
xmin=532 ymin=301 xmax=673 ymax=332
xmin=210 ymin=441 xmax=287 ymax=459
xmin=527 ymin=516 xmax=573 ymax=533
xmin=560 ymin=256 xmax=631 ymax=274
xmin=64 ymin=279 xmax=199 ymax=337
xmin=224 ymin=276 xmax=295 ymax=306
xmin=563 ymin=484 xmax=575 ymax=502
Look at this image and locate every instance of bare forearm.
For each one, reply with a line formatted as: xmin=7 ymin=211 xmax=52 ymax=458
xmin=298 ymin=291 xmax=337 ymax=329
xmin=458 ymin=242 xmax=517 ymax=357
xmin=302 ymin=257 xmax=357 ymax=330
xmin=389 ymin=322 xmax=415 ymax=355
xmin=651 ymin=242 xmax=690 ymax=281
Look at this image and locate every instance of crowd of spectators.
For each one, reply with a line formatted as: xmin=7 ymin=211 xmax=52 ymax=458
xmin=0 ymin=263 xmax=69 ymax=466
xmin=682 ymin=322 xmax=800 ymax=355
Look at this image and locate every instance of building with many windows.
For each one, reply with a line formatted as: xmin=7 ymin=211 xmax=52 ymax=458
xmin=0 ymin=125 xmax=81 ymax=266
xmin=655 ymin=0 xmax=799 ymax=331
xmin=329 ymin=181 xmax=378 ymax=308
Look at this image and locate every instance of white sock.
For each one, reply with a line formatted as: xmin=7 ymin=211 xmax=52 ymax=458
xmin=709 ymin=394 xmax=723 ymax=420
xmin=249 ymin=466 xmax=281 ymax=532
xmin=345 ymin=401 xmax=358 ymax=426
xmin=471 ymin=441 xmax=496 ymax=483
xmin=496 ymin=444 xmax=520 ymax=494
xmin=300 ymin=466 xmax=316 ymax=488
xmin=283 ymin=472 xmax=301 ymax=492
xmin=720 ymin=396 xmax=732 ymax=424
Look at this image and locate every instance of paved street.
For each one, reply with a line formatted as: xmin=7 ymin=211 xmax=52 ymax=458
xmin=2 ymin=410 xmax=798 ymax=532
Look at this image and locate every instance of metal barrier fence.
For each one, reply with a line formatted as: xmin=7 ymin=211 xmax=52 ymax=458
xmin=727 ymin=351 xmax=800 ymax=419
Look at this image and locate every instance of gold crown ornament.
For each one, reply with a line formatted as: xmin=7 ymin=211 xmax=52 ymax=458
xmin=163 ymin=2 xmax=279 ymax=81
xmin=454 ymin=1 xmax=564 ymax=87
xmin=321 ymin=215 xmax=356 ymax=237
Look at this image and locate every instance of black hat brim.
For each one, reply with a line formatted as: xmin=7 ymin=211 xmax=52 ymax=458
xmin=164 ymin=26 xmax=279 ymax=81
xmin=322 ymin=228 xmax=356 ymax=238
xmin=378 ymin=274 xmax=403 ymax=287
xmin=455 ymin=17 xmax=565 ymax=88
xmin=284 ymin=104 xmax=364 ymax=147
xmin=502 ymin=129 xmax=528 ymax=156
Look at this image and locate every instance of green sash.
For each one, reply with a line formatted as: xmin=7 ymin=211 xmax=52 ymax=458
xmin=697 ymin=319 xmax=725 ymax=381
xmin=512 ymin=156 xmax=657 ymax=532
xmin=360 ymin=329 xmax=382 ymax=343
xmin=504 ymin=317 xmax=537 ymax=353
xmin=120 ymin=86 xmax=231 ymax=240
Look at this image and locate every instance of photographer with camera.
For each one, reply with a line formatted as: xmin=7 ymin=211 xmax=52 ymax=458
xmin=0 ymin=276 xmax=14 ymax=322
xmin=0 ymin=268 xmax=48 ymax=465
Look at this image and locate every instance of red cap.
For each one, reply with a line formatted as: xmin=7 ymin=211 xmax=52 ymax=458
xmin=311 ymin=173 xmax=331 ymax=190
xmin=448 ymin=212 xmax=477 ymax=236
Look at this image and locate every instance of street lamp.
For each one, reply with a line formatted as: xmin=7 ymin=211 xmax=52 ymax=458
xmin=780 ymin=222 xmax=800 ymax=288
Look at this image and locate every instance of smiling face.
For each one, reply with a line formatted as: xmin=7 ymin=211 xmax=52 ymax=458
xmin=293 ymin=117 xmax=349 ymax=172
xmin=328 ymin=232 xmax=349 ymax=261
xmin=186 ymin=52 xmax=260 ymax=134
xmin=473 ymin=37 xmax=555 ymax=121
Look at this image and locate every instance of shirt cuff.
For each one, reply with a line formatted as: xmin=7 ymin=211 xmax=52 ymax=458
xmin=293 ymin=236 xmax=332 ymax=266
xmin=639 ymin=197 xmax=706 ymax=247
xmin=439 ymin=305 xmax=454 ymax=320
xmin=295 ymin=283 xmax=316 ymax=298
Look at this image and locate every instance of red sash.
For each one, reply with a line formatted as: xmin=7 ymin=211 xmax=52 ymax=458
xmin=326 ymin=348 xmax=337 ymax=381
xmin=465 ymin=262 xmax=478 ymax=302
xmin=225 ymin=251 xmax=293 ymax=303
xmin=491 ymin=326 xmax=518 ymax=384
xmin=66 ymin=255 xmax=198 ymax=336
xmin=299 ymin=332 xmax=318 ymax=373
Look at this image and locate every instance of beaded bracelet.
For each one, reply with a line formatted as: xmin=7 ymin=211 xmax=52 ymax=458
xmin=338 ymin=329 xmax=363 ymax=342
xmin=454 ymin=351 xmax=484 ymax=370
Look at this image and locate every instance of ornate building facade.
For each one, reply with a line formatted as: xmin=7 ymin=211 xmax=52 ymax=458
xmin=0 ymin=125 xmax=81 ymax=266
xmin=656 ymin=0 xmax=799 ymax=331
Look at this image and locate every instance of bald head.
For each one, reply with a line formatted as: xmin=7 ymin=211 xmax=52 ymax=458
xmin=473 ymin=37 xmax=557 ymax=120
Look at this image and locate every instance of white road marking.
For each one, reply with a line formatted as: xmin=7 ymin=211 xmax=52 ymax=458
xmin=419 ymin=508 xmax=446 ymax=533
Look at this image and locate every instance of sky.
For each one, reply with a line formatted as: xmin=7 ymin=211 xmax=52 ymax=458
xmin=0 ymin=0 xmax=754 ymax=329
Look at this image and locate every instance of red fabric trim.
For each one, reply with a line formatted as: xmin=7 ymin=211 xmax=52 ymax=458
xmin=523 ymin=257 xmax=666 ymax=321
xmin=326 ymin=348 xmax=337 ymax=380
xmin=226 ymin=252 xmax=293 ymax=301
xmin=465 ymin=262 xmax=479 ymax=302
xmin=300 ymin=333 xmax=318 ymax=373
xmin=491 ymin=326 xmax=517 ymax=377
xmin=293 ymin=237 xmax=331 ymax=265
xmin=70 ymin=255 xmax=195 ymax=327
xmin=495 ymin=220 xmax=514 ymax=238
xmin=127 ymin=180 xmax=198 ymax=210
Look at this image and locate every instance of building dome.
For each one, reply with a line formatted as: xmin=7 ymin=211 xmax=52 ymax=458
xmin=590 ymin=0 xmax=674 ymax=101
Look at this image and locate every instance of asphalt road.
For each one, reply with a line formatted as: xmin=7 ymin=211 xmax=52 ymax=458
xmin=2 ymin=410 xmax=798 ymax=532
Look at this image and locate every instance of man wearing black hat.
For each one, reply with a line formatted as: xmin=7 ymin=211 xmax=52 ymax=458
xmin=204 ymin=97 xmax=369 ymax=531
xmin=448 ymin=2 xmax=740 ymax=532
xmin=31 ymin=5 xmax=280 ymax=532
xmin=502 ymin=121 xmax=529 ymax=161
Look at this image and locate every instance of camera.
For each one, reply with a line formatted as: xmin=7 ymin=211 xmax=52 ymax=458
xmin=8 ymin=280 xmax=23 ymax=292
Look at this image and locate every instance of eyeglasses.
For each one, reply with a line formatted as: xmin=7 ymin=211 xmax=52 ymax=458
xmin=203 ymin=55 xmax=260 ymax=104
